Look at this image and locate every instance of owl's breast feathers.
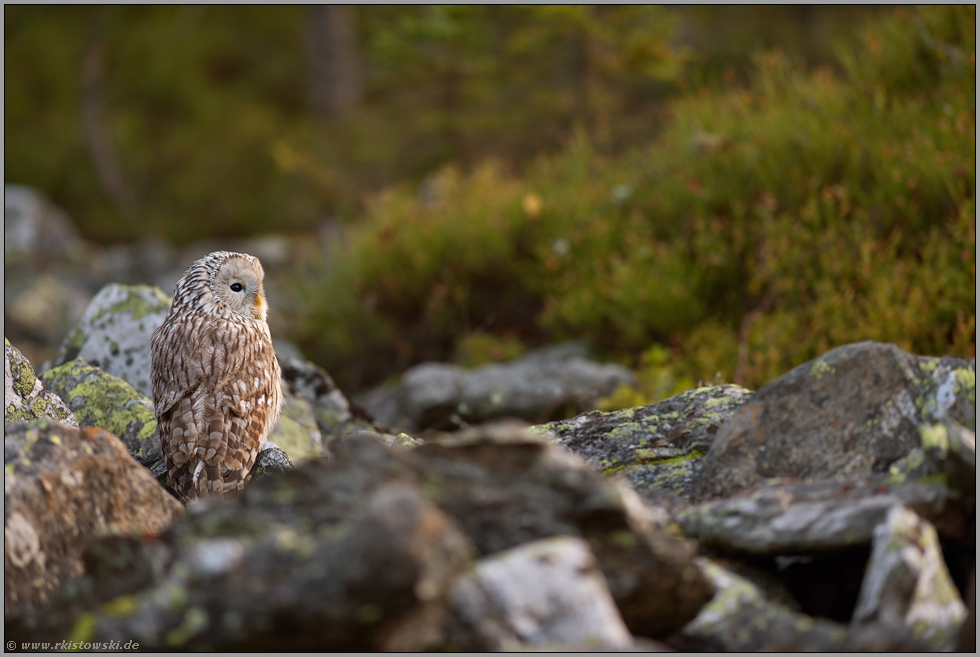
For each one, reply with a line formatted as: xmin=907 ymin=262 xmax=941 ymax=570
xmin=151 ymin=311 xmax=282 ymax=504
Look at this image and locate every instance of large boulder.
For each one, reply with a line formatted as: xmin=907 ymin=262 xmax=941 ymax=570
xmin=7 ymin=425 xmax=713 ymax=648
xmin=358 ymin=343 xmax=635 ymax=432
xmin=534 ymin=384 xmax=751 ymax=507
xmin=49 ymin=284 xmax=172 ymax=397
xmin=4 ymin=421 xmax=182 ymax=615
xmin=4 ymin=338 xmax=77 ymax=428
xmin=694 ymin=341 xmax=975 ymax=501
xmin=3 ymin=184 xmax=84 ymax=267
xmin=7 ymin=480 xmax=474 ymax=651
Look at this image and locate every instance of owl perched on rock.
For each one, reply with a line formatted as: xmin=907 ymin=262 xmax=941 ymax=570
xmin=151 ymin=251 xmax=282 ymax=504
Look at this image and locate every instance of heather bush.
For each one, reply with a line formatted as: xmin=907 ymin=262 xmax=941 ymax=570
xmin=292 ymin=6 xmax=976 ymax=396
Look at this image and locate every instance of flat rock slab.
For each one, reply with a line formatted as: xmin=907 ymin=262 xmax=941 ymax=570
xmin=676 ymin=475 xmax=969 ymax=556
xmin=4 ymin=422 xmax=182 ymax=615
xmin=535 ymin=384 xmax=751 ymax=504
xmin=694 ymin=341 xmax=975 ymax=501
xmin=449 ymin=536 xmax=633 ymax=651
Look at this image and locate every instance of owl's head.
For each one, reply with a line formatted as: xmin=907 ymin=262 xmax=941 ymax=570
xmin=173 ymin=251 xmax=269 ymax=322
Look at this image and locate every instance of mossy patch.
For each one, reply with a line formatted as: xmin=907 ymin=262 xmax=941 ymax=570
xmin=41 ymin=359 xmax=157 ymax=455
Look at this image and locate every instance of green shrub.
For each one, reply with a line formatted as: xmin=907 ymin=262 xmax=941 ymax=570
xmin=293 ymin=5 xmax=975 ymax=395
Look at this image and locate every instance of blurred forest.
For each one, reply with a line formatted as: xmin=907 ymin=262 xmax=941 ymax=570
xmin=5 ymin=5 xmax=976 ymax=397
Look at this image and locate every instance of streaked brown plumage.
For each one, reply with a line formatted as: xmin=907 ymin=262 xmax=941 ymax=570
xmin=151 ymin=251 xmax=282 ymax=503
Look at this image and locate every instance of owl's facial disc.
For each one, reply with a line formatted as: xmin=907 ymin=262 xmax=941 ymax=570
xmin=212 ymin=256 xmax=267 ymax=321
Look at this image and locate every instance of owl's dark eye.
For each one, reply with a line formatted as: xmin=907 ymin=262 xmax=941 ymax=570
xmin=230 ymin=283 xmax=244 ymax=292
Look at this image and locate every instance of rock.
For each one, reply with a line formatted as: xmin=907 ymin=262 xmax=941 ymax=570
xmin=667 ymin=556 xmax=931 ymax=651
xmin=277 ymin=350 xmax=390 ymax=456
xmin=3 ymin=184 xmax=83 ymax=266
xmin=666 ymin=557 xmax=847 ymax=651
xmin=852 ymin=505 xmax=967 ymax=651
xmin=8 ymin=477 xmax=475 ymax=651
xmin=357 ymin=343 xmax=635 ymax=432
xmin=958 ymin=569 xmax=975 ymax=651
xmin=534 ymin=384 xmax=751 ymax=506
xmin=4 ymin=338 xmax=77 ymax=428
xmin=268 ymin=390 xmax=323 ymax=463
xmin=250 ymin=445 xmax=294 ymax=480
xmin=694 ymin=341 xmax=976 ymax=501
xmin=447 ymin=536 xmax=633 ymax=651
xmin=676 ymin=475 xmax=970 ymax=555
xmin=40 ymin=359 xmax=162 ymax=477
xmin=4 ymin=421 xmax=182 ymax=615
xmin=6 ymin=274 xmax=94 ymax=356
xmin=49 ymin=284 xmax=172 ymax=397
xmin=6 ymin=421 xmax=711 ymax=648
xmin=412 ymin=423 xmax=713 ymax=635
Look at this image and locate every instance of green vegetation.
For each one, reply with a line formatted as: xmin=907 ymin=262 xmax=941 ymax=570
xmin=4 ymin=5 xmax=682 ymax=244
xmin=292 ymin=6 xmax=975 ymax=395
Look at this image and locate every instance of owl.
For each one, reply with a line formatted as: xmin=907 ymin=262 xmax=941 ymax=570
xmin=150 ymin=251 xmax=283 ymax=504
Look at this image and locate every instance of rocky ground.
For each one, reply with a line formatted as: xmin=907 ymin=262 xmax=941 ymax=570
xmin=4 ymin=186 xmax=976 ymax=651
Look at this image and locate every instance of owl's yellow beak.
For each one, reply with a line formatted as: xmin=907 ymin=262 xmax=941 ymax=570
xmin=256 ymin=294 xmax=262 ymax=308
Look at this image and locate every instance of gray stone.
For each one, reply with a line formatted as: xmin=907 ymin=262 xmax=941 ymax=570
xmin=358 ymin=343 xmax=635 ymax=431
xmin=853 ymin=505 xmax=967 ymax=651
xmin=694 ymin=341 xmax=976 ymax=501
xmin=449 ymin=536 xmax=633 ymax=651
xmin=3 ymin=184 xmax=83 ymax=264
xmin=4 ymin=338 xmax=77 ymax=428
xmin=50 ymin=284 xmax=172 ymax=397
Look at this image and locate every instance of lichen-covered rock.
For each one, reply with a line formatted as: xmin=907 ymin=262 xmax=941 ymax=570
xmin=852 ymin=505 xmax=967 ymax=651
xmin=40 ymin=359 xmax=161 ymax=476
xmin=694 ymin=341 xmax=976 ymax=501
xmin=448 ymin=536 xmax=633 ymax=651
xmin=534 ymin=384 xmax=751 ymax=505
xmin=676 ymin=475 xmax=970 ymax=555
xmin=8 ymin=477 xmax=475 ymax=651
xmin=4 ymin=422 xmax=182 ymax=615
xmin=358 ymin=343 xmax=635 ymax=432
xmin=49 ymin=284 xmax=172 ymax=397
xmin=4 ymin=338 xmax=77 ymax=428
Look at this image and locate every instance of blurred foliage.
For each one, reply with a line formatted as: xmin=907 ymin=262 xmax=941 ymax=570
xmin=4 ymin=5 xmax=682 ymax=245
xmin=292 ymin=6 xmax=975 ymax=395
xmin=453 ymin=333 xmax=527 ymax=368
xmin=598 ymin=345 xmax=697 ymax=411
